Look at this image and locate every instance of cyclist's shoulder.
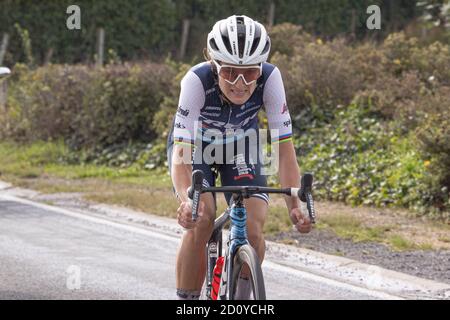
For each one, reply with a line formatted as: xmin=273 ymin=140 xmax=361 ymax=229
xmin=187 ymin=62 xmax=213 ymax=79
xmin=261 ymin=62 xmax=280 ymax=79
xmin=182 ymin=62 xmax=214 ymax=89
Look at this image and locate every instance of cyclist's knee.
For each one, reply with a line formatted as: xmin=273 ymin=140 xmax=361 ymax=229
xmin=199 ymin=194 xmax=216 ymax=226
xmin=245 ymin=198 xmax=267 ymax=249
xmin=247 ymin=226 xmax=264 ymax=246
xmin=197 ymin=208 xmax=215 ymax=231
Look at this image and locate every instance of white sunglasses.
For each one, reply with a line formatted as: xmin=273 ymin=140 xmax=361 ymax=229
xmin=212 ymin=60 xmax=262 ymax=85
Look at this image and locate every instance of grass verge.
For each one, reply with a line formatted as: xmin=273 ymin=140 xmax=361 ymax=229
xmin=1 ymin=141 xmax=449 ymax=251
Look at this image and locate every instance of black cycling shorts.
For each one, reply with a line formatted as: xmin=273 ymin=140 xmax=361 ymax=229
xmin=167 ymin=138 xmax=269 ymax=206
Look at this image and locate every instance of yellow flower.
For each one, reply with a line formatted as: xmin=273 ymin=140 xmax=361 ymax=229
xmin=393 ymin=59 xmax=401 ymax=65
xmin=316 ymin=38 xmax=323 ymax=45
xmin=424 ymin=160 xmax=431 ymax=167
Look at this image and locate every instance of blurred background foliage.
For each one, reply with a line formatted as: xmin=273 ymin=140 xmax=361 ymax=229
xmin=0 ymin=0 xmax=449 ymax=219
xmin=1 ymin=0 xmax=449 ymax=65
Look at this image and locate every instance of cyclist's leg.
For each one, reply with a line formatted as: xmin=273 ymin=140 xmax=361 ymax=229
xmin=243 ymin=196 xmax=268 ymax=261
xmin=175 ymin=189 xmax=215 ymax=299
xmin=168 ymin=143 xmax=217 ymax=299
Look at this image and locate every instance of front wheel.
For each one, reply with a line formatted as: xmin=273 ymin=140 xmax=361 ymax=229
xmin=229 ymin=244 xmax=266 ymax=300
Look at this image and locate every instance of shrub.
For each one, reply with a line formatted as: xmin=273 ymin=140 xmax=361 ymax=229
xmin=69 ymin=63 xmax=174 ymax=149
xmin=1 ymin=63 xmax=92 ymax=141
xmin=271 ymin=37 xmax=365 ymax=122
xmin=382 ymin=32 xmax=450 ymax=85
xmin=296 ymin=104 xmax=448 ymax=219
xmin=2 ymin=62 xmax=175 ymax=149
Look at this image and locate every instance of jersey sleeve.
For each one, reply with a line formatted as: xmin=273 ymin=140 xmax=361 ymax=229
xmin=172 ymin=71 xmax=205 ymax=147
xmin=263 ymin=67 xmax=293 ymax=144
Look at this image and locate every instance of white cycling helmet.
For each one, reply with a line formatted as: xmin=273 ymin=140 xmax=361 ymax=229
xmin=207 ymin=15 xmax=271 ymax=65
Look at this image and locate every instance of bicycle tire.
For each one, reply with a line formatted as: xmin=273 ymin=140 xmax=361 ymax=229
xmin=229 ymin=244 xmax=266 ymax=300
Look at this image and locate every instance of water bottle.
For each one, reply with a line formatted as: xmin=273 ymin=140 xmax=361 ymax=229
xmin=211 ymin=256 xmax=224 ymax=300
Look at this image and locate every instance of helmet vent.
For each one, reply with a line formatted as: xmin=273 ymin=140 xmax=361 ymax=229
xmin=219 ymin=22 xmax=233 ymax=55
xmin=261 ymin=37 xmax=270 ymax=55
xmin=249 ymin=24 xmax=262 ymax=56
xmin=209 ymin=39 xmax=219 ymax=51
xmin=236 ymin=16 xmax=246 ymax=59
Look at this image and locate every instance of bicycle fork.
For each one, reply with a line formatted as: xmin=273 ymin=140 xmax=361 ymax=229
xmin=218 ymin=199 xmax=249 ymax=300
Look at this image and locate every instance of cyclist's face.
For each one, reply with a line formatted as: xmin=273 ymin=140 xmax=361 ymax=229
xmin=217 ymin=64 xmax=258 ymax=105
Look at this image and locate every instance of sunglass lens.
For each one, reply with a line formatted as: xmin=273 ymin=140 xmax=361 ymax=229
xmin=243 ymin=68 xmax=261 ymax=82
xmin=218 ymin=66 xmax=234 ymax=82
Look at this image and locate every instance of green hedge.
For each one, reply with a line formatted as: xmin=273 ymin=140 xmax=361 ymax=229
xmin=295 ymin=104 xmax=449 ymax=219
xmin=2 ymin=62 xmax=175 ymax=149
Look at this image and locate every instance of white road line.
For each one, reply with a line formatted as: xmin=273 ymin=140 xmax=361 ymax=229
xmin=263 ymin=260 xmax=404 ymax=300
xmin=0 ymin=194 xmax=181 ymax=244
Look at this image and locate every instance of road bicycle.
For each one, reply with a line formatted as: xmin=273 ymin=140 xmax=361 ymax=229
xmin=188 ymin=169 xmax=316 ymax=300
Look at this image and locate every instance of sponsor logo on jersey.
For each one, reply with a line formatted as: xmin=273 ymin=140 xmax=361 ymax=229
xmin=204 ymin=106 xmax=222 ymax=111
xmin=236 ymin=105 xmax=261 ymax=118
xmin=177 ymin=106 xmax=190 ymax=117
xmin=201 ymin=111 xmax=221 ymax=117
xmin=200 ymin=111 xmax=258 ymax=131
xmin=175 ymin=122 xmax=186 ymax=129
xmin=283 ymin=119 xmax=292 ymax=127
xmin=232 ymin=154 xmax=255 ymax=180
xmin=205 ymin=87 xmax=216 ymax=95
xmin=241 ymin=101 xmax=255 ymax=110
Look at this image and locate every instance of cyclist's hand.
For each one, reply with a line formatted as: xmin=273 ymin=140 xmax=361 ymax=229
xmin=290 ymin=207 xmax=312 ymax=234
xmin=177 ymin=201 xmax=204 ymax=230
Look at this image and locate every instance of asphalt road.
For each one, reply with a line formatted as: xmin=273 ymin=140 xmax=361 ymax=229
xmin=0 ymin=197 xmax=400 ymax=300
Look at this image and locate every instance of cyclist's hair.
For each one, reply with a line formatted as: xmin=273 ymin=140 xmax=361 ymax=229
xmin=203 ymin=47 xmax=211 ymax=61
xmin=204 ymin=47 xmax=219 ymax=76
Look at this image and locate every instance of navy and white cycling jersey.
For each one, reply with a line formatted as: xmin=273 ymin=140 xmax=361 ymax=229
xmin=168 ymin=61 xmax=293 ymax=147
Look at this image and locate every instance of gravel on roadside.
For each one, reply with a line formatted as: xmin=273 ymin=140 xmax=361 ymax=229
xmin=267 ymin=228 xmax=450 ymax=285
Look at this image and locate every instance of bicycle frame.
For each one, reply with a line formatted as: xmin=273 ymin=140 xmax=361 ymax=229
xmin=205 ymin=193 xmax=249 ymax=300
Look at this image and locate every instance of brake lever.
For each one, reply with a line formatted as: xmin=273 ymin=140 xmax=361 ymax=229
xmin=298 ymin=173 xmax=316 ymax=224
xmin=188 ymin=170 xmax=204 ymax=222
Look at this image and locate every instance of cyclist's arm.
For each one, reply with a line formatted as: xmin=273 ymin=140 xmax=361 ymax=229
xmin=263 ymin=66 xmax=301 ymax=211
xmin=171 ymin=145 xmax=192 ymax=202
xmin=278 ymin=141 xmax=302 ymax=212
xmin=171 ymin=70 xmax=205 ymax=202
